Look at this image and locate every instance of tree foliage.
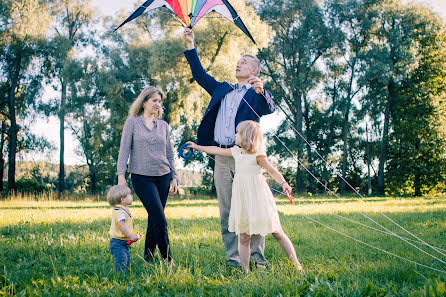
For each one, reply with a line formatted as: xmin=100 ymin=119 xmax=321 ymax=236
xmin=0 ymin=0 xmax=52 ymax=192
xmin=386 ymin=14 xmax=446 ymax=196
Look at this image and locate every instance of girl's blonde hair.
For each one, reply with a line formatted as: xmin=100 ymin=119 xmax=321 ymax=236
xmin=236 ymin=120 xmax=263 ymax=154
xmin=107 ymin=185 xmax=131 ymax=206
xmin=128 ymin=86 xmax=164 ymax=117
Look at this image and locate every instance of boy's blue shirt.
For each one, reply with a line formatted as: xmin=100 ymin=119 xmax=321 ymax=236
xmin=184 ymin=48 xmax=276 ymax=146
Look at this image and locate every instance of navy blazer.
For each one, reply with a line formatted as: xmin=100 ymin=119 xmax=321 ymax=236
xmin=184 ymin=48 xmax=276 ymax=146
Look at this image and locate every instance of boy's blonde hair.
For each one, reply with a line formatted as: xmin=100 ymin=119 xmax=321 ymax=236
xmin=107 ymin=185 xmax=131 ymax=206
xmin=128 ymin=86 xmax=164 ymax=118
xmin=236 ymin=120 xmax=263 ymax=154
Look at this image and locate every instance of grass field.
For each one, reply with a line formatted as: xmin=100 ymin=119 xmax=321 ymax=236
xmin=0 ymin=195 xmax=445 ymax=296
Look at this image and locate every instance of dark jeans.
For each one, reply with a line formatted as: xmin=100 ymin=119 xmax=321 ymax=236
xmin=131 ymin=173 xmax=172 ymax=261
xmin=109 ymin=238 xmax=130 ymax=272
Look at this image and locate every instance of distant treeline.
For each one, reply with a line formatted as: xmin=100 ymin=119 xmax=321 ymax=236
xmin=1 ymin=0 xmax=445 ymax=196
xmin=4 ymin=161 xmax=202 ymax=193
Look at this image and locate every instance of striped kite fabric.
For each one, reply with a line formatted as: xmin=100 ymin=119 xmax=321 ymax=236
xmin=114 ymin=0 xmax=256 ymax=44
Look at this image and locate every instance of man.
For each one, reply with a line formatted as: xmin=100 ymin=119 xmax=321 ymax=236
xmin=183 ymin=28 xmax=275 ymax=268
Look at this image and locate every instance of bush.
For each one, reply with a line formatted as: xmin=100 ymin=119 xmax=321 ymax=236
xmin=15 ymin=178 xmax=52 ymax=193
xmin=180 ymin=186 xmax=215 ymax=199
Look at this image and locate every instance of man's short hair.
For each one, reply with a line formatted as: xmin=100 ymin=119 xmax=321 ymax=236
xmin=243 ymin=54 xmax=261 ymax=76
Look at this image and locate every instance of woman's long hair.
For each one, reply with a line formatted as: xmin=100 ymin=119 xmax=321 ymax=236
xmin=128 ymin=86 xmax=165 ymax=118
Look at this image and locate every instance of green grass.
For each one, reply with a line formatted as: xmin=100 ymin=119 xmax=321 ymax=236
xmin=0 ymin=195 xmax=445 ymax=296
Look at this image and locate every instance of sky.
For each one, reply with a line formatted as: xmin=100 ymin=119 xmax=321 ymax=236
xmin=29 ymin=0 xmax=446 ymax=166
xmin=92 ymin=0 xmax=446 ymax=20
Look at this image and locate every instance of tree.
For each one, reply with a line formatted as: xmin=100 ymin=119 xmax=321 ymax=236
xmin=386 ymin=10 xmax=446 ymax=196
xmin=256 ymin=0 xmax=337 ymax=194
xmin=68 ymin=58 xmax=106 ymax=194
xmin=361 ymin=0 xmax=432 ymax=195
xmin=0 ymin=0 xmax=51 ymax=192
xmin=326 ymin=0 xmax=379 ymax=194
xmin=43 ymin=0 xmax=93 ymax=194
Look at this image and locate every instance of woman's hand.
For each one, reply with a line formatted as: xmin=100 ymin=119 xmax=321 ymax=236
xmin=169 ymin=177 xmax=178 ymax=195
xmin=117 ymin=175 xmax=127 ymax=186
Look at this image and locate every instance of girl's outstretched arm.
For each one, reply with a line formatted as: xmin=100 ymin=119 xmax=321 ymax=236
xmin=186 ymin=141 xmax=232 ymax=157
xmin=257 ymin=156 xmax=292 ymax=193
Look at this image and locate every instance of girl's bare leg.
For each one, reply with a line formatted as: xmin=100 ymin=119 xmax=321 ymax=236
xmin=238 ymin=233 xmax=251 ymax=273
xmin=272 ymin=230 xmax=304 ymax=274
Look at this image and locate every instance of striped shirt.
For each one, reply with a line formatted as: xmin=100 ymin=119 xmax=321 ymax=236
xmin=214 ymin=83 xmax=250 ymax=145
xmin=117 ymin=116 xmax=176 ymax=177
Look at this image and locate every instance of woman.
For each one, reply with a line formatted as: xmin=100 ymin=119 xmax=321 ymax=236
xmin=117 ymin=86 xmax=178 ymax=263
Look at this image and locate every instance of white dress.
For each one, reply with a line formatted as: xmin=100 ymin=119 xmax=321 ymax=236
xmin=228 ymin=146 xmax=282 ymax=236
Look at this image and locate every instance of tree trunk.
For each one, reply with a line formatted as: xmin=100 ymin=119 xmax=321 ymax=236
xmin=90 ymin=169 xmax=96 ymax=194
xmin=340 ymin=105 xmax=350 ymax=194
xmin=366 ymin=120 xmax=372 ymax=195
xmin=294 ymin=94 xmax=305 ymax=194
xmin=7 ymin=106 xmax=17 ymax=193
xmin=323 ymin=81 xmax=338 ymax=194
xmin=7 ymin=55 xmax=21 ymax=193
xmin=303 ymin=102 xmax=312 ymax=193
xmin=414 ymin=139 xmax=421 ymax=196
xmin=414 ymin=174 xmax=421 ymax=196
xmin=59 ymin=80 xmax=66 ymax=194
xmin=0 ymin=122 xmax=5 ymax=193
xmin=340 ymin=59 xmax=356 ymax=195
xmin=377 ymin=81 xmax=394 ymax=195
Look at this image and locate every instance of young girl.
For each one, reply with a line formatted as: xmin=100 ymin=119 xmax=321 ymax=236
xmin=187 ymin=120 xmax=304 ymax=273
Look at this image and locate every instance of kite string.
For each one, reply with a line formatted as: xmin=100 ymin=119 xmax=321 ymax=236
xmin=258 ymin=108 xmax=446 ymax=264
xmin=218 ymin=20 xmax=362 ymax=197
xmin=202 ymin=151 xmax=445 ymax=274
xmin=301 ymin=213 xmax=446 ymax=274
xmin=116 ymin=0 xmax=446 ymax=267
xmin=207 ymin=150 xmax=443 ymax=252
xmin=192 ymin=41 xmax=446 ymax=264
xmin=208 ymin=20 xmax=446 ymax=259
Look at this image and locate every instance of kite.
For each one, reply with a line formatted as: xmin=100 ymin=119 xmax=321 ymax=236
xmin=114 ymin=0 xmax=256 ymax=44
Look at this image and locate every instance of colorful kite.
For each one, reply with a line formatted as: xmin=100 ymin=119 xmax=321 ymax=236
xmin=114 ymin=0 xmax=256 ymax=44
